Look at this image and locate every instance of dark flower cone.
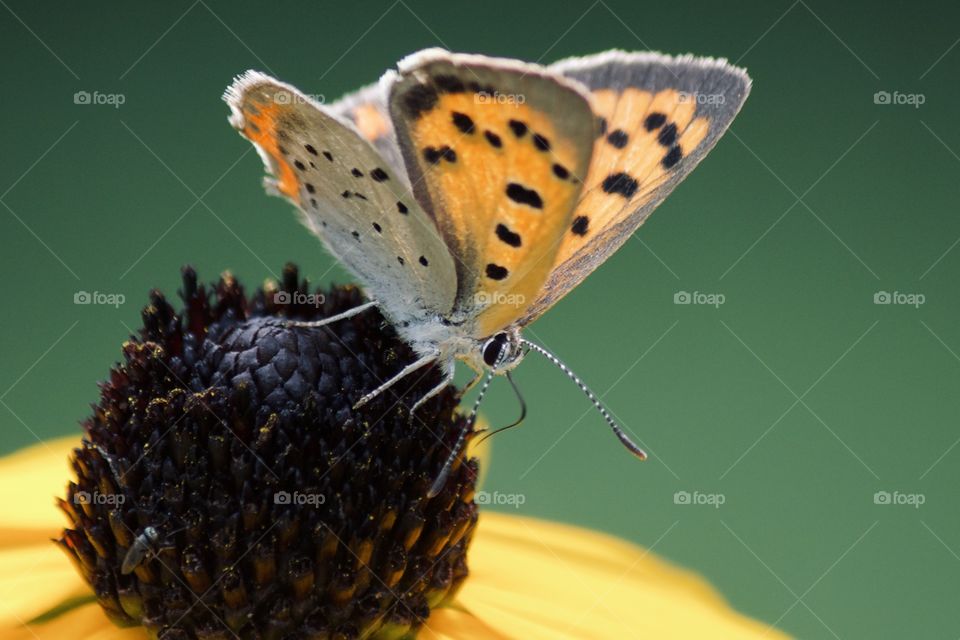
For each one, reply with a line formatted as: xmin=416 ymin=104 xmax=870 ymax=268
xmin=56 ymin=264 xmax=479 ymax=640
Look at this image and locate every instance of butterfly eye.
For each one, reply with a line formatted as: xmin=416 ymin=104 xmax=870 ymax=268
xmin=482 ymin=333 xmax=508 ymax=368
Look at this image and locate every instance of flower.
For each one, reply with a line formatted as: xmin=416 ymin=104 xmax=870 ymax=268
xmin=57 ymin=265 xmax=479 ymax=638
xmin=0 ymin=265 xmax=788 ymax=639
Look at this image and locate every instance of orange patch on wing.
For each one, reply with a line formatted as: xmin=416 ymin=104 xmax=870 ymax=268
xmin=240 ymin=101 xmax=299 ymax=199
xmin=352 ymin=103 xmax=391 ymax=142
xmin=407 ymin=93 xmax=590 ymax=334
xmin=552 ymin=88 xmax=711 ymax=267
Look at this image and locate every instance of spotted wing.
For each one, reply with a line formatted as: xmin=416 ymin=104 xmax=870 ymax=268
xmin=518 ymin=52 xmax=751 ymax=324
xmin=224 ymin=71 xmax=457 ymax=324
xmin=385 ymin=49 xmax=598 ymax=338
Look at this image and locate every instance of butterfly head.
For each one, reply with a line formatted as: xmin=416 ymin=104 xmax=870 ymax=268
xmin=479 ymin=328 xmax=525 ymax=373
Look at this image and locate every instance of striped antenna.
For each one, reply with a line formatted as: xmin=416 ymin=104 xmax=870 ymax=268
xmin=520 ymin=339 xmax=647 ymax=461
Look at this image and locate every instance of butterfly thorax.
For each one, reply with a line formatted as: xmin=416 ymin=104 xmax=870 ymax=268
xmin=395 ymin=314 xmax=524 ymax=376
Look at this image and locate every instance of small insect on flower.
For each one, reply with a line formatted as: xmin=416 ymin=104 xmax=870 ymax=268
xmin=120 ymin=524 xmax=191 ymax=574
xmin=120 ymin=526 xmax=160 ymax=574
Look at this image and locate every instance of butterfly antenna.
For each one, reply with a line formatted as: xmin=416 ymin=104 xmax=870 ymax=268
xmin=427 ymin=371 xmax=494 ymax=498
xmin=520 ymin=339 xmax=647 ymax=461
xmin=475 ymin=371 xmax=527 ymax=446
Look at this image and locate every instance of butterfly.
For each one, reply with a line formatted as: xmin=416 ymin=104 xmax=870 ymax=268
xmin=225 ymin=48 xmax=750 ymax=494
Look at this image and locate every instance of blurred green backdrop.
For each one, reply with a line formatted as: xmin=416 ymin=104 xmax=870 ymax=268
xmin=2 ymin=1 xmax=959 ymax=637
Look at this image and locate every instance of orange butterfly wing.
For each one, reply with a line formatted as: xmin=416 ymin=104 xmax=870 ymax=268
xmin=519 ymin=52 xmax=751 ymax=324
xmin=386 ymin=50 xmax=598 ymax=337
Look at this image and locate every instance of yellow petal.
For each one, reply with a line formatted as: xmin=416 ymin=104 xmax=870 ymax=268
xmin=0 ymin=435 xmax=78 ymax=532
xmin=434 ymin=512 xmax=790 ymax=640
xmin=0 ymin=542 xmax=91 ymax=629
xmin=4 ymin=601 xmax=144 ymax=640
xmin=422 ymin=606 xmax=510 ymax=640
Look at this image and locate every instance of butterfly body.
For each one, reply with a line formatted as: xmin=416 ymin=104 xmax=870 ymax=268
xmin=225 ymin=48 xmax=750 ymax=484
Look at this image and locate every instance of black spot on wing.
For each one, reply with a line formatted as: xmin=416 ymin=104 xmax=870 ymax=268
xmin=484 ymin=130 xmax=502 ymax=148
xmin=495 ymin=223 xmax=522 ymax=247
xmin=601 ymin=172 xmax=639 ymax=199
xmin=451 ymin=112 xmax=475 ymax=134
xmin=423 ymin=146 xmax=457 ymax=165
xmin=657 ymin=123 xmax=678 ymax=147
xmin=644 ymin=113 xmax=666 ymax=131
xmin=485 ymin=263 xmax=508 ymax=280
xmin=505 ymin=182 xmax=543 ymax=209
xmin=397 ymin=201 xmax=408 ymax=214
xmin=662 ymin=145 xmax=683 ymax=169
xmin=351 ymin=168 xmax=364 ymax=177
xmin=532 ymin=133 xmax=550 ymax=151
xmin=508 ymin=120 xmax=527 ymax=138
xmin=419 ymin=255 xmax=429 ymax=266
xmin=304 ymin=144 xmax=318 ymax=156
xmin=571 ymin=216 xmax=589 ymax=236
xmin=423 ymin=147 xmax=441 ymax=164
xmin=552 ymin=163 xmax=570 ymax=180
xmin=294 ymin=160 xmax=306 ymax=171
xmin=606 ymin=130 xmax=629 ymax=149
xmin=370 ymin=168 xmax=389 ymax=182
xmin=322 ymin=150 xmax=333 ymax=162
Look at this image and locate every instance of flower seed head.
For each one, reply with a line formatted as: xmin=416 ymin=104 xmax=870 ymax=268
xmin=57 ymin=264 xmax=479 ymax=638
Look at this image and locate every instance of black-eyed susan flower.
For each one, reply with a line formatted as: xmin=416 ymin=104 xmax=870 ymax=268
xmin=0 ymin=266 xmax=787 ymax=639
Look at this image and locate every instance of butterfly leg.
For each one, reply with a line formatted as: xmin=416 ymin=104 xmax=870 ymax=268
xmin=353 ymin=351 xmax=439 ymax=410
xmin=408 ymin=363 xmax=456 ymax=417
xmin=460 ymin=359 xmax=485 ymax=396
xmin=284 ymin=299 xmax=378 ymax=328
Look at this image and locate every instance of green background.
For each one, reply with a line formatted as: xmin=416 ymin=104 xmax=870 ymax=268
xmin=2 ymin=1 xmax=958 ymax=637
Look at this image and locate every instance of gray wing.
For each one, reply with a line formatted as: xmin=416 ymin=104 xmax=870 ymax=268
xmin=518 ymin=51 xmax=751 ymax=324
xmin=224 ymin=71 xmax=457 ymax=324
